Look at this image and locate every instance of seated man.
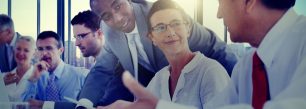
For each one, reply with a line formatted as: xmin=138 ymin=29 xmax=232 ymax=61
xmin=72 ymin=10 xmax=104 ymax=61
xmin=23 ymin=31 xmax=88 ymax=109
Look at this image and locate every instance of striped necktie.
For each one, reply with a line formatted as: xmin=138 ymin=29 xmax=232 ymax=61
xmin=45 ymin=73 xmax=60 ymax=101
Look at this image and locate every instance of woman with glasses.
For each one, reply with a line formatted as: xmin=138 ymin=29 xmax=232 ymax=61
xmin=2 ymin=36 xmax=36 ymax=101
xmin=145 ymin=0 xmax=230 ymax=108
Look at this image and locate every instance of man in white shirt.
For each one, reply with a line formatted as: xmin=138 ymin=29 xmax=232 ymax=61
xmin=97 ymin=0 xmax=306 ymax=109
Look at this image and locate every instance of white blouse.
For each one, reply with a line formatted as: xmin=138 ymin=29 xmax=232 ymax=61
xmin=4 ymin=66 xmax=34 ymax=101
xmin=147 ymin=52 xmax=230 ymax=109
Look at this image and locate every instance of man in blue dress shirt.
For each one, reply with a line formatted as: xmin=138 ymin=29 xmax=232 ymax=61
xmin=23 ymin=31 xmax=88 ymax=109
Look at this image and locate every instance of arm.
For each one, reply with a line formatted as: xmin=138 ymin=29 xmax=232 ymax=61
xmin=22 ymin=80 xmax=37 ymax=101
xmin=98 ymin=72 xmax=197 ymax=109
xmin=96 ymin=63 xmax=134 ymax=106
xmin=200 ymin=63 xmax=230 ymax=106
xmin=188 ymin=20 xmax=237 ymax=75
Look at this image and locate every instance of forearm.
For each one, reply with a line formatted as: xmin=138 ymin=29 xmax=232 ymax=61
xmin=22 ymin=80 xmax=37 ymax=101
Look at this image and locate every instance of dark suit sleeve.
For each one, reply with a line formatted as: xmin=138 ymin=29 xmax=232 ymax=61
xmin=76 ymin=44 xmax=118 ymax=106
xmin=96 ymin=63 xmax=134 ymax=106
xmin=54 ymin=102 xmax=76 ymax=109
xmin=188 ymin=19 xmax=237 ymax=76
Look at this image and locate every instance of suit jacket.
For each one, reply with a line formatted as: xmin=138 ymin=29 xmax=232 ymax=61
xmin=0 ymin=32 xmax=20 ymax=73
xmin=56 ymin=1 xmax=237 ymax=108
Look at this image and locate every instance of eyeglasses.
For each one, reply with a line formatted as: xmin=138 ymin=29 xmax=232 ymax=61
xmin=151 ymin=20 xmax=187 ymax=34
xmin=74 ymin=32 xmax=93 ymax=40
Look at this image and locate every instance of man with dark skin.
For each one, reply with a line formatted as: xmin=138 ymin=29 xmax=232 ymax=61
xmin=76 ymin=0 xmax=237 ymax=108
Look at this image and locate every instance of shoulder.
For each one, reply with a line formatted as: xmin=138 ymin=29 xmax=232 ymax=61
xmin=151 ymin=66 xmax=169 ymax=82
xmin=194 ymin=52 xmax=225 ymax=72
xmin=147 ymin=66 xmax=169 ymax=86
xmin=191 ymin=52 xmax=229 ymax=81
xmin=64 ymin=64 xmax=89 ymax=78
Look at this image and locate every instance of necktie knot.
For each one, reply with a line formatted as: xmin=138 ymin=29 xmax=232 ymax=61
xmin=253 ymin=52 xmax=263 ymax=67
xmin=48 ymin=73 xmax=56 ymax=81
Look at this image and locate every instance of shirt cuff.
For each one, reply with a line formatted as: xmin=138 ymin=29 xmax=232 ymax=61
xmin=156 ymin=100 xmax=197 ymax=109
xmin=75 ymin=98 xmax=94 ymax=109
xmin=42 ymin=101 xmax=55 ymax=109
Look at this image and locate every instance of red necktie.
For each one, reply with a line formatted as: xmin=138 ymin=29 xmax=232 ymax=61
xmin=252 ymin=52 xmax=270 ymax=109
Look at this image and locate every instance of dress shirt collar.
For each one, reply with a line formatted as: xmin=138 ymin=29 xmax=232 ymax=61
xmin=257 ymin=8 xmax=298 ymax=68
xmin=49 ymin=60 xmax=65 ymax=79
xmin=181 ymin=52 xmax=202 ymax=74
xmin=165 ymin=51 xmax=202 ymax=75
xmin=9 ymin=32 xmax=17 ymax=46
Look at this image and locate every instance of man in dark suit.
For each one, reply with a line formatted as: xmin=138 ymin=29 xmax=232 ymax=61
xmin=0 ymin=14 xmax=19 ymax=73
xmin=57 ymin=0 xmax=237 ymax=108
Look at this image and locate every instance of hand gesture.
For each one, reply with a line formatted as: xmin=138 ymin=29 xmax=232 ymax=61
xmin=97 ymin=71 xmax=158 ymax=109
xmin=29 ymin=60 xmax=50 ymax=82
xmin=28 ymin=99 xmax=44 ymax=109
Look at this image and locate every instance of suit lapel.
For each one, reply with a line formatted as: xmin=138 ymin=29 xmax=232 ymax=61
xmin=101 ymin=19 xmax=134 ymax=73
xmin=132 ymin=3 xmax=157 ymax=71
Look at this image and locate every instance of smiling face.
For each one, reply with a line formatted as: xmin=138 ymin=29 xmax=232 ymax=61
xmin=92 ymin=0 xmax=136 ymax=33
xmin=14 ymin=39 xmax=35 ymax=65
xmin=36 ymin=37 xmax=63 ymax=70
xmin=149 ymin=9 xmax=190 ymax=55
xmin=73 ymin=24 xmax=103 ymax=57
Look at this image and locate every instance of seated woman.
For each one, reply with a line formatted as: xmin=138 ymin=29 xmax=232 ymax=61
xmin=3 ymin=36 xmax=35 ymax=101
xmin=145 ymin=0 xmax=230 ymax=108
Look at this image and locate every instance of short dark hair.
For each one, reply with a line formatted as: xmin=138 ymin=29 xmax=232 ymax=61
xmin=71 ymin=10 xmax=101 ymax=31
xmin=37 ymin=31 xmax=63 ymax=48
xmin=0 ymin=14 xmax=14 ymax=31
xmin=147 ymin=0 xmax=189 ymax=32
xmin=261 ymin=0 xmax=295 ymax=10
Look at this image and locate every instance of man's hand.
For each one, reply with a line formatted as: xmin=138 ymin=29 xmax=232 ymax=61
xmin=28 ymin=99 xmax=44 ymax=109
xmin=29 ymin=61 xmax=50 ymax=82
xmin=3 ymin=72 xmax=20 ymax=85
xmin=97 ymin=71 xmax=158 ymax=109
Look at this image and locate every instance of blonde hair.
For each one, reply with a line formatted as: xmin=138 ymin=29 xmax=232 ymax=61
xmin=16 ymin=36 xmax=36 ymax=50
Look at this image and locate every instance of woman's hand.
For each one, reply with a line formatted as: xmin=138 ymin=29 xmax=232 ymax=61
xmin=3 ymin=72 xmax=20 ymax=85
